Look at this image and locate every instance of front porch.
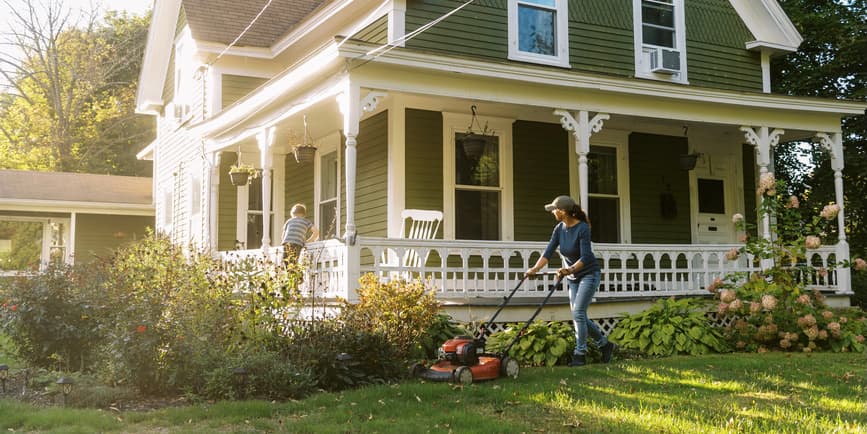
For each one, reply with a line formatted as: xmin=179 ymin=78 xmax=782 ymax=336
xmin=223 ymin=238 xmax=850 ymax=324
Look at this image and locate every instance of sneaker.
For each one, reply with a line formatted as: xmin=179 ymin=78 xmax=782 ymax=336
xmin=569 ymin=354 xmax=586 ymax=367
xmin=601 ymin=342 xmax=617 ymax=363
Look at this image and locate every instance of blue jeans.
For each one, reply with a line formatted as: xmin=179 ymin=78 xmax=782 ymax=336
xmin=567 ymin=271 xmax=607 ymax=355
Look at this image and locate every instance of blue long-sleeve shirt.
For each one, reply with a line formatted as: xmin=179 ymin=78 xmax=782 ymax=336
xmin=542 ymin=221 xmax=600 ymax=280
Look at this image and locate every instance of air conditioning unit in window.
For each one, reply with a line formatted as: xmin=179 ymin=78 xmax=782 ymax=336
xmin=649 ymin=48 xmax=681 ymax=74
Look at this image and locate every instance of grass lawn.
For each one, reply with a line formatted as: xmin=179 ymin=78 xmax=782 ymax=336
xmin=0 ymin=352 xmax=863 ymax=433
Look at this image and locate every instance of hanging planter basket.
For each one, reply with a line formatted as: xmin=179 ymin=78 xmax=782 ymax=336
xmin=679 ymin=153 xmax=700 ymax=171
xmin=461 ymin=133 xmax=489 ymax=159
xmin=229 ymin=170 xmax=249 ymax=186
xmin=294 ymin=145 xmax=317 ymax=164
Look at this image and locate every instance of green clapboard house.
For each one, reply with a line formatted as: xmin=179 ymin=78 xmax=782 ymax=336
xmin=0 ymin=170 xmax=154 ymax=275
xmin=135 ymin=0 xmax=864 ymax=325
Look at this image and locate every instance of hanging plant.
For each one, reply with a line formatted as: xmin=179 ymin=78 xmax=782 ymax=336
xmin=293 ymin=115 xmax=318 ymax=164
xmin=459 ymin=105 xmax=495 ymax=159
xmin=228 ymin=163 xmax=260 ymax=186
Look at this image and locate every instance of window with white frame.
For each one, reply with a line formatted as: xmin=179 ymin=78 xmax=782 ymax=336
xmin=587 ymin=145 xmax=621 ymax=243
xmin=0 ymin=217 xmax=70 ymax=274
xmin=245 ymin=177 xmax=273 ymax=249
xmin=318 ymin=150 xmax=340 ymax=240
xmin=444 ymin=114 xmax=513 ymax=241
xmin=634 ymin=0 xmax=686 ymax=79
xmin=508 ymin=0 xmax=570 ymax=67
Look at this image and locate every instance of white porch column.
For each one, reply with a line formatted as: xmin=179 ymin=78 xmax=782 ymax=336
xmin=207 ymin=151 xmax=221 ymax=252
xmin=340 ymin=83 xmax=362 ymax=246
xmin=553 ymin=109 xmax=609 ymax=211
xmin=740 ymin=126 xmax=784 ymax=241
xmin=816 ymin=132 xmax=851 ymax=293
xmin=257 ymin=127 xmax=276 ymax=251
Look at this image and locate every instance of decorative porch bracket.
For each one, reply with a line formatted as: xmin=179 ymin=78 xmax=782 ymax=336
xmin=361 ymin=91 xmax=387 ymax=113
xmin=740 ymin=125 xmax=784 ymax=243
xmin=815 ymin=132 xmax=851 ymax=293
xmin=553 ymin=109 xmax=609 ymax=209
xmin=256 ymin=126 xmax=277 ymax=252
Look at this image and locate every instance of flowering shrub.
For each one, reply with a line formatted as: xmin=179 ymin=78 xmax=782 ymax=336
xmin=711 ymin=173 xmax=866 ymax=353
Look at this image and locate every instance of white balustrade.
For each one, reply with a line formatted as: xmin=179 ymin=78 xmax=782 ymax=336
xmin=222 ymin=238 xmax=844 ymax=300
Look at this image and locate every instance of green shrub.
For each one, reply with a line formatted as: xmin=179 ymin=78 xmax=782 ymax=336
xmin=486 ymin=321 xmax=575 ymax=367
xmin=0 ymin=263 xmax=104 ymax=371
xmin=339 ymin=274 xmax=441 ymax=360
xmin=609 ymin=297 xmax=729 ymax=356
xmin=284 ymin=320 xmax=403 ymax=391
xmin=201 ymin=348 xmax=316 ymax=401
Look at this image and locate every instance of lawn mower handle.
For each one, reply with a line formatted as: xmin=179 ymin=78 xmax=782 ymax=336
xmin=499 ymin=274 xmax=563 ymax=356
xmin=475 ymin=272 xmax=559 ymax=341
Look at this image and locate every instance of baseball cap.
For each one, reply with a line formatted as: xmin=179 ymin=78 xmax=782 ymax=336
xmin=544 ymin=195 xmax=576 ymax=212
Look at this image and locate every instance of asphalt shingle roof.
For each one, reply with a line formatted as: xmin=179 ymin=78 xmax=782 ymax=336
xmin=183 ymin=0 xmax=327 ymax=47
xmin=0 ymin=170 xmax=152 ymax=206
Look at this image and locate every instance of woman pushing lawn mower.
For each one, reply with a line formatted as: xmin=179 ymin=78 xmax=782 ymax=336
xmin=525 ymin=195 xmax=616 ymax=367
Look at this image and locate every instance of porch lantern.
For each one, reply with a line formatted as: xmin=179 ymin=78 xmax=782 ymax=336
xmin=56 ymin=376 xmax=74 ymax=406
xmin=460 ymin=105 xmax=494 ymax=159
xmin=293 ymin=115 xmax=318 ymax=164
xmin=0 ymin=364 xmax=7 ymax=393
xmin=679 ymin=153 xmax=701 ymax=171
xmin=678 ymin=126 xmax=701 ymax=170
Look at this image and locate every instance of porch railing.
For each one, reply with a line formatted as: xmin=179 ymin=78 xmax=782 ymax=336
xmin=222 ymin=238 xmax=843 ymax=302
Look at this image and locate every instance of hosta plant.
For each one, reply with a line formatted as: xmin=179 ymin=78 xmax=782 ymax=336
xmin=486 ymin=320 xmax=575 ymax=367
xmin=608 ymin=297 xmax=729 ymax=356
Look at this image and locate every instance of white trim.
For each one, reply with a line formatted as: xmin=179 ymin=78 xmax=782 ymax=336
xmin=760 ymin=49 xmax=771 ymax=93
xmin=193 ymin=44 xmax=343 ymax=140
xmin=0 ymin=200 xmax=153 ymax=215
xmin=135 ymin=0 xmax=182 ymax=114
xmin=0 ymin=215 xmax=72 ymax=271
xmin=387 ymin=97 xmax=406 ymax=237
xmin=507 ymin=0 xmax=570 ymax=68
xmin=69 ymin=212 xmax=76 ymax=263
xmin=136 ymin=139 xmax=156 ymax=161
xmin=315 ymin=133 xmax=343 ymax=239
xmin=441 ymin=112 xmax=514 ymax=241
xmin=633 ymin=0 xmax=688 ymax=83
xmin=587 ymin=129 xmax=632 ymax=244
xmin=388 ymin=0 xmax=406 ymax=47
xmin=337 ymin=41 xmax=867 ymax=116
xmin=731 ymin=0 xmax=802 ymax=53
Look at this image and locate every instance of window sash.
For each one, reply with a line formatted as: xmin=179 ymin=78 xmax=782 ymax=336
xmin=517 ymin=3 xmax=557 ymax=55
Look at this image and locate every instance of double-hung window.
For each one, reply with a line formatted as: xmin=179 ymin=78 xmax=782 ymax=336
xmin=0 ymin=217 xmax=70 ymax=274
xmin=587 ymin=145 xmax=621 ymax=243
xmin=454 ymin=133 xmax=501 ymax=240
xmin=634 ymin=0 xmax=686 ymax=80
xmin=318 ymin=150 xmax=340 ymax=240
xmin=245 ymin=178 xmax=272 ymax=250
xmin=508 ymin=0 xmax=569 ymax=67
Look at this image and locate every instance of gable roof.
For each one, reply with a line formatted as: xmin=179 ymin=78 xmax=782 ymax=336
xmin=0 ymin=170 xmax=153 ymax=214
xmin=730 ymin=0 xmax=803 ymax=53
xmin=183 ymin=0 xmax=326 ymax=47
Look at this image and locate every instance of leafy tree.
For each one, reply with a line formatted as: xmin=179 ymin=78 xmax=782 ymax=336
xmin=772 ymin=0 xmax=867 ymax=306
xmin=0 ymin=0 xmax=153 ymax=175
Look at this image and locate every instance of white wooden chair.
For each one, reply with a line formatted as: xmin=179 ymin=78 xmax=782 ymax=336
xmin=382 ymin=209 xmax=443 ymax=274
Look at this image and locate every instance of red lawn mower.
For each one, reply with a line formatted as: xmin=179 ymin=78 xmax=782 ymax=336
xmin=413 ymin=273 xmax=562 ymax=385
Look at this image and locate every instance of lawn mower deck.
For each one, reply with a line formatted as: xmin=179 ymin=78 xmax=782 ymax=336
xmin=412 ymin=274 xmax=561 ymax=385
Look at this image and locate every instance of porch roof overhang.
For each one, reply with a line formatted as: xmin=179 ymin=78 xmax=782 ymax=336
xmin=190 ymin=42 xmax=347 ymax=151
xmin=186 ymin=39 xmax=866 ymax=148
xmin=336 ymin=40 xmax=864 ymax=136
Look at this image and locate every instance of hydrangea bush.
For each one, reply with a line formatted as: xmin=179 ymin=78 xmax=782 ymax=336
xmin=710 ymin=173 xmax=867 ymax=353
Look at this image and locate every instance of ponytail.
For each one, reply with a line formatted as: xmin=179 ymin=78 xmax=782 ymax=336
xmin=569 ymin=204 xmax=591 ymax=226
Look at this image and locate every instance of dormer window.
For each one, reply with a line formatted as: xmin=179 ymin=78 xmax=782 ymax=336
xmin=508 ymin=0 xmax=570 ymax=68
xmin=634 ymin=0 xmax=687 ymax=82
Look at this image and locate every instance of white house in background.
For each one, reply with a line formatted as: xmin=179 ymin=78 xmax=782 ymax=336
xmin=135 ymin=0 xmax=865 ymax=324
xmin=0 ymin=170 xmax=154 ymax=274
